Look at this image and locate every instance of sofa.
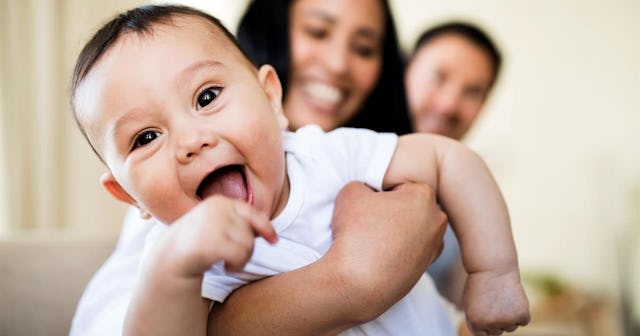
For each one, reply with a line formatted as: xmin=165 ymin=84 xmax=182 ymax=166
xmin=0 ymin=235 xmax=116 ymax=336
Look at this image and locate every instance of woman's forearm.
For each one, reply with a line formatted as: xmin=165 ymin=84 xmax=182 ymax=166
xmin=208 ymin=182 xmax=447 ymax=335
xmin=208 ymin=251 xmax=374 ymax=335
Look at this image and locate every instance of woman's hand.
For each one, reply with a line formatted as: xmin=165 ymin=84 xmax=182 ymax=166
xmin=208 ymin=182 xmax=447 ymax=335
xmin=327 ymin=182 xmax=448 ymax=320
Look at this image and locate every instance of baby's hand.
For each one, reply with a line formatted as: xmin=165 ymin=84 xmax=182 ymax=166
xmin=159 ymin=195 xmax=278 ymax=277
xmin=462 ymin=268 xmax=530 ymax=335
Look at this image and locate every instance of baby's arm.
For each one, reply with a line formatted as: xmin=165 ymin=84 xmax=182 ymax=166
xmin=124 ymin=196 xmax=277 ymax=336
xmin=384 ymin=133 xmax=530 ymax=335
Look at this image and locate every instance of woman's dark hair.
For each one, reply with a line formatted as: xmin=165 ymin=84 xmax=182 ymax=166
xmin=412 ymin=21 xmax=502 ymax=88
xmin=237 ymin=0 xmax=412 ymax=135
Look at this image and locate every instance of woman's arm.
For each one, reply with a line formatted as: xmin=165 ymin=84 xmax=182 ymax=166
xmin=208 ymin=182 xmax=447 ymax=335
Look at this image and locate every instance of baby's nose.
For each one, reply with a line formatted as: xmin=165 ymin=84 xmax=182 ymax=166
xmin=175 ymin=127 xmax=218 ymax=163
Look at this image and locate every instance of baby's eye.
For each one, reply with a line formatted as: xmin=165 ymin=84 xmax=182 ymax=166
xmin=131 ymin=130 xmax=160 ymax=151
xmin=196 ymin=87 xmax=222 ymax=109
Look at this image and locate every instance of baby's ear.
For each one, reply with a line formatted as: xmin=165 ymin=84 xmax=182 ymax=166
xmin=100 ymin=172 xmax=136 ymax=206
xmin=100 ymin=172 xmax=152 ymax=219
xmin=258 ymin=65 xmax=289 ymax=130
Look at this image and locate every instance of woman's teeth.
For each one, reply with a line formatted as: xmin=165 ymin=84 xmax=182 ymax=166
xmin=304 ymin=82 xmax=343 ymax=104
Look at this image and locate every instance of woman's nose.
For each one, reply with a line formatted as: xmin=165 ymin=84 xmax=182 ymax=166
xmin=323 ymin=39 xmax=349 ymax=75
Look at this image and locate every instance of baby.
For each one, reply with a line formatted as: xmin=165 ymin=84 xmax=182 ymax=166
xmin=70 ymin=5 xmax=529 ymax=336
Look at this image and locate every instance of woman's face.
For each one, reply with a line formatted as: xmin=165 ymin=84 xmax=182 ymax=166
xmin=286 ymin=0 xmax=384 ymax=131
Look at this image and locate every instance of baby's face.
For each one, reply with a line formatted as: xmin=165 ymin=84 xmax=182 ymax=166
xmin=74 ymin=16 xmax=290 ymax=223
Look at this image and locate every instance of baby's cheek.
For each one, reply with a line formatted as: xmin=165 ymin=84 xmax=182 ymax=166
xmin=145 ymin=196 xmax=193 ymax=225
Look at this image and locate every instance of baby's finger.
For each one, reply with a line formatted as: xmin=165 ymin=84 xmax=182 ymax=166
xmin=502 ymin=324 xmax=518 ymax=332
xmin=221 ymin=239 xmax=254 ymax=273
xmin=519 ymin=311 xmax=531 ymax=326
xmin=235 ymin=203 xmax=278 ymax=244
xmin=225 ymin=220 xmax=256 ymax=250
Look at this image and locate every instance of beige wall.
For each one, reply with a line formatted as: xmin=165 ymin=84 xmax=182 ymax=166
xmin=0 ymin=66 xmax=6 ymax=237
xmin=0 ymin=0 xmax=151 ymax=239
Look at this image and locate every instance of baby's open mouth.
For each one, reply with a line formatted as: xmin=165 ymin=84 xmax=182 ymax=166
xmin=196 ymin=165 xmax=248 ymax=201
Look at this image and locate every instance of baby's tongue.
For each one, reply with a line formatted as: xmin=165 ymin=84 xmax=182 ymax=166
xmin=200 ymin=166 xmax=247 ymax=201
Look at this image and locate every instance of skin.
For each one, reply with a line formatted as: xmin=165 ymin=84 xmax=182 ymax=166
xmin=76 ymin=15 xmax=529 ymax=335
xmin=284 ymin=0 xmax=384 ymax=131
xmin=405 ymin=33 xmax=495 ymax=140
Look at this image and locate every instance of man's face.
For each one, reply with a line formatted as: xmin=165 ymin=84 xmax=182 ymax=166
xmin=74 ymin=16 xmax=289 ymax=223
xmin=405 ymin=33 xmax=494 ymax=140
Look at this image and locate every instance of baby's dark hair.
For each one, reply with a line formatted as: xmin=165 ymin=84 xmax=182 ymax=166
xmin=70 ymin=4 xmax=246 ymax=160
xmin=412 ymin=21 xmax=502 ymax=88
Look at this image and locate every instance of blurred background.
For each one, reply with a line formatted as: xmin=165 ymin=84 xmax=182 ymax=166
xmin=1 ymin=0 xmax=639 ymax=335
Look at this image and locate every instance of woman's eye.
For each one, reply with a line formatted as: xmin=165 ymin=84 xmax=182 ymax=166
xmin=352 ymin=44 xmax=376 ymax=58
xmin=132 ymin=130 xmax=160 ymax=150
xmin=196 ymin=87 xmax=221 ymax=109
xmin=304 ymin=26 xmax=327 ymax=39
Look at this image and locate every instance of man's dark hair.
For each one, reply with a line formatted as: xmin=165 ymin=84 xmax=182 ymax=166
xmin=237 ymin=0 xmax=412 ymax=135
xmin=413 ymin=21 xmax=502 ymax=88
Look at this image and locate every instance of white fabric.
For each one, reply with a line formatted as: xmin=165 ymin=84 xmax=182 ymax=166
xmin=69 ymin=208 xmax=158 ymax=336
xmin=199 ymin=125 xmax=456 ymax=335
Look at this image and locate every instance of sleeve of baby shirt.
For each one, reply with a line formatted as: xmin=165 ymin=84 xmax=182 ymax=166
xmin=324 ymin=127 xmax=398 ymax=191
